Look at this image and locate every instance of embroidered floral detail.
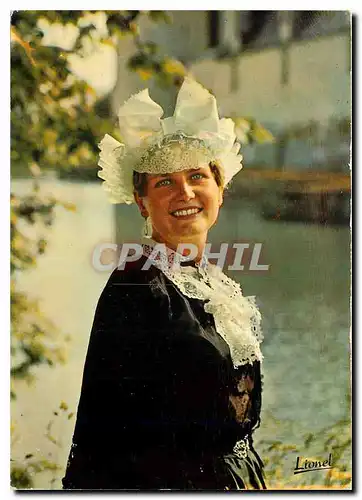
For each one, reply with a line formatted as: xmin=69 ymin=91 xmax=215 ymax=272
xmin=233 ymin=437 xmax=250 ymax=459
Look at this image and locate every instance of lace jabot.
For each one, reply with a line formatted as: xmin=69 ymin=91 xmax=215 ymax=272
xmin=141 ymin=239 xmax=263 ymax=368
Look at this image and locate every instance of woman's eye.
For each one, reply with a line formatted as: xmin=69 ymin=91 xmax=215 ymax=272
xmin=190 ymin=173 xmax=204 ymax=180
xmin=155 ymin=178 xmax=171 ymax=188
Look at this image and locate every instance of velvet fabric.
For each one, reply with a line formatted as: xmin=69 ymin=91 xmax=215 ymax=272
xmin=62 ymin=256 xmax=266 ymax=490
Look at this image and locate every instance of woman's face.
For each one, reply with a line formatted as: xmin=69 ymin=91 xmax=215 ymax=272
xmin=135 ymin=164 xmax=223 ymax=245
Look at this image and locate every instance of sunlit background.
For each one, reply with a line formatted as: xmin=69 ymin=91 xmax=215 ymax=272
xmin=11 ymin=11 xmax=351 ymax=490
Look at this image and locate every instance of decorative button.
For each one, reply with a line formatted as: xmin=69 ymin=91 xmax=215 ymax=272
xmin=233 ymin=437 xmax=250 ymax=459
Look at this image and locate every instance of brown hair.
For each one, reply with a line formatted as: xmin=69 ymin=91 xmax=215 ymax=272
xmin=133 ymin=161 xmax=225 ymax=198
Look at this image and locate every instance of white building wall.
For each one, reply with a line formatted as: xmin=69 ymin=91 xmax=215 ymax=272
xmin=112 ymin=12 xmax=350 ymax=132
xmin=191 ymin=33 xmax=350 ymax=128
xmin=140 ymin=11 xmax=208 ymax=62
xmin=111 ymin=35 xmax=146 ymax=113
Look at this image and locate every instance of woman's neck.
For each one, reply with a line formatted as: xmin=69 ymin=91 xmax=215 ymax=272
xmin=151 ymin=232 xmax=207 ymax=264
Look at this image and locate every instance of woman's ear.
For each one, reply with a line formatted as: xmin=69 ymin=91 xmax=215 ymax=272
xmin=218 ymin=188 xmax=224 ymax=207
xmin=134 ymin=191 xmax=149 ymax=218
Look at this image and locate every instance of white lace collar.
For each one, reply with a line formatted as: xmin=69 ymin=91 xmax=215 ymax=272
xmin=141 ymin=238 xmax=263 ymax=367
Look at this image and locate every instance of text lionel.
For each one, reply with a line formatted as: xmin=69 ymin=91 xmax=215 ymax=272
xmin=294 ymin=454 xmax=333 ymax=475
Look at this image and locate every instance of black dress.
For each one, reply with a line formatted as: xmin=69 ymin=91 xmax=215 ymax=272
xmin=62 ymin=254 xmax=266 ymax=490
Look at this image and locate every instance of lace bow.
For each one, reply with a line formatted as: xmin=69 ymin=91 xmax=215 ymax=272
xmin=97 ymin=78 xmax=243 ymax=204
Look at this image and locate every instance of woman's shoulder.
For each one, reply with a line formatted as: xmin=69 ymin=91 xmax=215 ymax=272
xmin=99 ymin=255 xmax=170 ymax=312
xmin=92 ymin=255 xmax=170 ymax=331
xmin=107 ymin=254 xmax=160 ymax=286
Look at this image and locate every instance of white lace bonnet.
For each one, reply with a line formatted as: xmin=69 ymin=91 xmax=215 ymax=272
xmin=97 ymin=77 xmax=243 ymax=204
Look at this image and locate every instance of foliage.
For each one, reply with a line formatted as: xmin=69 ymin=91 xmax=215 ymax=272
xmin=232 ymin=116 xmax=275 ymax=145
xmin=10 ymin=189 xmax=74 ymax=399
xmin=11 ymin=401 xmax=74 ymax=489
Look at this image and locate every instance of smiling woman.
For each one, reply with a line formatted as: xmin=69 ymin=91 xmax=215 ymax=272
xmin=62 ymin=78 xmax=266 ymax=490
xmin=134 ymin=161 xmax=224 ymax=262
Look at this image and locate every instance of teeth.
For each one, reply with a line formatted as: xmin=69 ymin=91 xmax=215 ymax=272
xmin=173 ymin=208 xmax=201 ymax=217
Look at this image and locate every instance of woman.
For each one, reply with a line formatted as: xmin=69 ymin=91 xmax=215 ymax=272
xmin=62 ymin=78 xmax=266 ymax=490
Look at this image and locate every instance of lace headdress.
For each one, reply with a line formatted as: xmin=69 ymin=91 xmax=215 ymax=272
xmin=97 ymin=78 xmax=243 ymax=204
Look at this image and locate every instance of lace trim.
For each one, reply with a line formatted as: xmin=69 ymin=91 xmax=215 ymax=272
xmin=134 ymin=133 xmax=216 ymax=173
xmin=142 ymin=240 xmax=263 ymax=367
xmin=97 ymin=134 xmax=134 ymax=205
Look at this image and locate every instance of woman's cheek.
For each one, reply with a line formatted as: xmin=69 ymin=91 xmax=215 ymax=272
xmin=211 ymin=205 xmax=221 ymax=225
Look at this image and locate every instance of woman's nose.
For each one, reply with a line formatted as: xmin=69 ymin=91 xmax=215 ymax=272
xmin=177 ymin=181 xmax=195 ymax=201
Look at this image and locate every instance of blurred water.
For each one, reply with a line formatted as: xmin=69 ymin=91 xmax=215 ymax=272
xmin=11 ymin=180 xmax=351 ymax=488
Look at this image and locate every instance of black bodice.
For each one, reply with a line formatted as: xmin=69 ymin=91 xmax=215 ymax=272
xmin=62 ymin=256 xmax=265 ymax=490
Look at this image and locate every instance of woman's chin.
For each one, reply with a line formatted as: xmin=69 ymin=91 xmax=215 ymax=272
xmin=170 ymin=220 xmax=210 ymax=238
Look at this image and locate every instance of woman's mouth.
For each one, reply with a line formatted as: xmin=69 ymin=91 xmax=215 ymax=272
xmin=170 ymin=207 xmax=203 ymax=219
